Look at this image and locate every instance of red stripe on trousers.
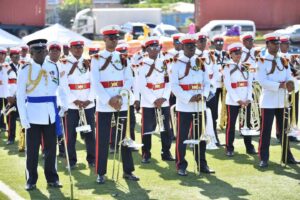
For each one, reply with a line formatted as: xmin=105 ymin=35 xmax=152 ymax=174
xmin=176 ymin=112 xmax=180 ymax=170
xmin=95 ymin=112 xmax=99 ymax=174
xmin=226 ymin=105 xmax=231 ymax=148
xmin=258 ymin=109 xmax=264 ymax=160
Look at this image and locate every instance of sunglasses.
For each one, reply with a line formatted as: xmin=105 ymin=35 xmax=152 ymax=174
xmin=215 ymin=41 xmax=224 ymax=45
xmin=232 ymin=51 xmax=242 ymax=55
xmin=107 ymin=35 xmax=119 ymax=41
xmin=184 ymin=43 xmax=196 ymax=48
xmin=147 ymin=45 xmax=160 ymax=51
xmin=174 ymin=40 xmax=181 ymax=45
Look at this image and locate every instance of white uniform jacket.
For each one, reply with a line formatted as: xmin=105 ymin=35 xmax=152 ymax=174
xmin=223 ymin=60 xmax=253 ymax=106
xmin=241 ymin=46 xmax=259 ymax=80
xmin=16 ymin=59 xmax=68 ymax=127
xmin=91 ymin=50 xmax=133 ymax=112
xmin=213 ymin=49 xmax=229 ymax=88
xmin=170 ymin=54 xmax=210 ymax=112
xmin=257 ymin=51 xmax=294 ymax=108
xmin=138 ymin=57 xmax=171 ymax=108
xmin=7 ymin=63 xmax=19 ymax=97
xmin=60 ymin=54 xmax=95 ymax=109
xmin=0 ymin=63 xmax=9 ymax=98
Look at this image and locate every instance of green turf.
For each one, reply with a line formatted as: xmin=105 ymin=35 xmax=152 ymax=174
xmin=0 ymin=191 xmax=9 ymax=200
xmin=0 ymin=115 xmax=299 ymax=200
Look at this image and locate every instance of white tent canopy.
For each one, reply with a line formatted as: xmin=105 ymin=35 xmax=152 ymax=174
xmin=22 ymin=23 xmax=92 ymax=45
xmin=0 ymin=29 xmax=23 ymax=48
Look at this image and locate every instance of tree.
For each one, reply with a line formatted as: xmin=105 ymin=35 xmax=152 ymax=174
xmin=58 ymin=0 xmax=92 ymax=28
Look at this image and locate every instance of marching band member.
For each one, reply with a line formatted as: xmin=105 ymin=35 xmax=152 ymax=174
xmin=0 ymin=47 xmax=9 ymax=133
xmin=17 ymin=39 xmax=68 ymax=190
xmin=138 ymin=36 xmax=174 ymax=163
xmin=279 ymin=36 xmax=299 ymax=142
xmin=91 ymin=25 xmax=139 ymax=184
xmin=223 ymin=43 xmax=256 ymax=157
xmin=47 ymin=41 xmax=66 ymax=157
xmin=60 ymin=40 xmax=96 ymax=169
xmin=257 ymin=33 xmax=299 ymax=168
xmin=171 ymin=34 xmax=214 ymax=176
xmin=209 ymin=35 xmax=228 ymax=145
xmin=19 ymin=45 xmax=31 ymax=64
xmin=88 ymin=46 xmax=100 ymax=56
xmin=6 ymin=48 xmax=20 ymax=145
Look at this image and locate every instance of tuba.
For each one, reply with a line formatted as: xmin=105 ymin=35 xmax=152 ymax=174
xmin=75 ymin=108 xmax=91 ymax=133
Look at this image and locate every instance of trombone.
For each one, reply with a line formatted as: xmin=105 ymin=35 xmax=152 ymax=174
xmin=111 ymin=88 xmax=143 ymax=181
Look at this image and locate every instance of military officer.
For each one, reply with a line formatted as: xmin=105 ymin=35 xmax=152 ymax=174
xmin=91 ymin=25 xmax=139 ymax=184
xmin=223 ymin=43 xmax=256 ymax=157
xmin=6 ymin=48 xmax=20 ymax=145
xmin=171 ymin=34 xmax=215 ymax=176
xmin=257 ymin=33 xmax=299 ymax=168
xmin=17 ymin=39 xmax=68 ymax=190
xmin=138 ymin=36 xmax=174 ymax=163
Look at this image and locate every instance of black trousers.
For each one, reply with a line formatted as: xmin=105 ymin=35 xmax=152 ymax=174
xmin=259 ymin=108 xmax=294 ymax=162
xmin=7 ymin=105 xmax=18 ymax=142
xmin=175 ymin=111 xmax=208 ymax=171
xmin=206 ymin=87 xmax=222 ymax=142
xmin=0 ymin=98 xmax=7 ymax=129
xmin=65 ymin=108 xmax=96 ymax=166
xmin=26 ymin=123 xmax=59 ymax=184
xmin=225 ymin=104 xmax=254 ymax=152
xmin=110 ymin=105 xmax=136 ymax=148
xmin=141 ymin=107 xmax=172 ymax=159
xmin=96 ymin=111 xmax=134 ymax=176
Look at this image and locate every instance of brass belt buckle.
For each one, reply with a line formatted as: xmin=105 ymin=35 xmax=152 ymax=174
xmin=111 ymin=81 xmax=118 ymax=87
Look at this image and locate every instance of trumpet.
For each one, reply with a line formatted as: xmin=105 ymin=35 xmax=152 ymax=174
xmin=155 ymin=107 xmax=165 ymax=133
xmin=0 ymin=104 xmax=16 ymax=117
xmin=75 ymin=108 xmax=91 ymax=133
xmin=111 ymin=88 xmax=143 ymax=181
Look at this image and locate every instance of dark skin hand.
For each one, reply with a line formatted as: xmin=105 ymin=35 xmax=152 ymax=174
xmin=154 ymin=98 xmax=166 ymax=108
xmin=7 ymin=96 xmax=16 ymax=105
xmin=109 ymin=95 xmax=122 ymax=111
xmin=189 ymin=94 xmax=206 ymax=102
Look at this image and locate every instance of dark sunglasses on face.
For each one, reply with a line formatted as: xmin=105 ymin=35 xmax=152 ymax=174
xmin=174 ymin=40 xmax=181 ymax=45
xmin=107 ymin=35 xmax=119 ymax=41
xmin=232 ymin=51 xmax=242 ymax=55
xmin=215 ymin=41 xmax=224 ymax=45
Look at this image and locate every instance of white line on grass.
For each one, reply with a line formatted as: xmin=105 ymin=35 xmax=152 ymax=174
xmin=0 ymin=181 xmax=25 ymax=200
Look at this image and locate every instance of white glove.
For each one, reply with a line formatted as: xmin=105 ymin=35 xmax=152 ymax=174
xmin=59 ymin=107 xmax=68 ymax=117
xmin=21 ymin=119 xmax=31 ymax=130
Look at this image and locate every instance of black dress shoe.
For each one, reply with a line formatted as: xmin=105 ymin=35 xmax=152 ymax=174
xmin=48 ymin=181 xmax=63 ymax=188
xmin=246 ymin=148 xmax=257 ymax=155
xmin=25 ymin=183 xmax=36 ymax=191
xmin=89 ymin=162 xmax=95 ymax=167
xmin=6 ymin=140 xmax=14 ymax=145
xmin=96 ymin=175 xmax=105 ymax=184
xmin=141 ymin=158 xmax=150 ymax=163
xmin=286 ymin=159 xmax=300 ymax=164
xmin=162 ymin=155 xmax=175 ymax=161
xmin=177 ymin=169 xmax=187 ymax=176
xmin=200 ymin=166 xmax=215 ymax=174
xmin=259 ymin=160 xmax=268 ymax=168
xmin=123 ymin=173 xmax=140 ymax=181
xmin=226 ymin=151 xmax=234 ymax=157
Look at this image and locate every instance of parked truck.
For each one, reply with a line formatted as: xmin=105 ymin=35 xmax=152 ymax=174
xmin=72 ymin=8 xmax=161 ymax=39
xmin=195 ymin=0 xmax=300 ymax=30
xmin=0 ymin=0 xmax=46 ymax=38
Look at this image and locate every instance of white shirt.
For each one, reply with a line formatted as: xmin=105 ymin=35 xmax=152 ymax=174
xmin=138 ymin=57 xmax=171 ymax=108
xmin=7 ymin=63 xmax=19 ymax=97
xmin=241 ymin=46 xmax=259 ymax=80
xmin=257 ymin=51 xmax=294 ymax=108
xmin=0 ymin=63 xmax=9 ymax=98
xmin=17 ymin=59 xmax=68 ymax=127
xmin=91 ymin=49 xmax=134 ymax=112
xmin=213 ymin=49 xmax=229 ymax=88
xmin=170 ymin=54 xmax=210 ymax=112
xmin=60 ymin=54 xmax=95 ymax=109
xmin=223 ymin=60 xmax=253 ymax=106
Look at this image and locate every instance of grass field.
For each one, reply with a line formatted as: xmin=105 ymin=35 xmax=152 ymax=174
xmin=0 ymin=113 xmax=300 ymax=200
